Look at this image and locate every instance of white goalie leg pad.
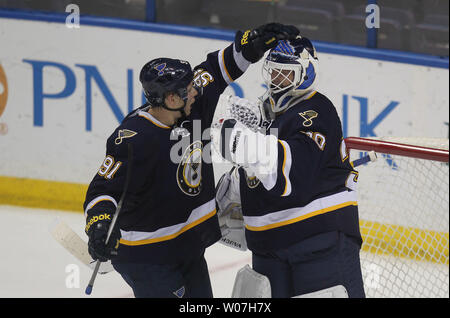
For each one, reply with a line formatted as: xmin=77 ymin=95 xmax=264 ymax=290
xmin=216 ymin=167 xmax=241 ymax=217
xmin=293 ymin=285 xmax=348 ymax=298
xmin=231 ymin=265 xmax=271 ymax=298
xmin=218 ymin=204 xmax=248 ymax=251
xmin=220 ymin=227 xmax=247 ymax=251
xmin=216 ymin=168 xmax=248 ymax=251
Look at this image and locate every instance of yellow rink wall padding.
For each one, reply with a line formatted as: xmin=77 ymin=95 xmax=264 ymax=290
xmin=0 ymin=176 xmax=448 ymax=265
xmin=0 ymin=176 xmax=87 ymax=212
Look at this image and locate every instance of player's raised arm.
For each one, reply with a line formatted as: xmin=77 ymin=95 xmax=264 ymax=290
xmin=192 ymin=24 xmax=299 ymax=127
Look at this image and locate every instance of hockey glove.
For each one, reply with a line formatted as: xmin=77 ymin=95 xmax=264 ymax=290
xmin=220 ymin=119 xmax=277 ymax=167
xmin=235 ymin=23 xmax=300 ymax=63
xmin=219 ymin=118 xmax=279 ymax=191
xmin=85 ymin=212 xmax=121 ymax=262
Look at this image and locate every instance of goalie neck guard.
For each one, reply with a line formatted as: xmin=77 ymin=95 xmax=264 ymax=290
xmin=262 ymin=36 xmax=319 ymax=114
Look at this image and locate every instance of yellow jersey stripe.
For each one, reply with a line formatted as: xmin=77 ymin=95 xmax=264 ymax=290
xmin=138 ymin=112 xmax=171 ymax=129
xmin=278 ymin=140 xmax=292 ymax=197
xmin=220 ymin=49 xmax=233 ymax=84
xmin=279 ymin=140 xmax=289 ymax=196
xmin=120 ymin=209 xmax=216 ymax=246
xmin=245 ymin=201 xmax=357 ymax=231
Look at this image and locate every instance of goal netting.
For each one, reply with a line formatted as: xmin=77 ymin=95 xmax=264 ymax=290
xmin=345 ymin=137 xmax=449 ymax=298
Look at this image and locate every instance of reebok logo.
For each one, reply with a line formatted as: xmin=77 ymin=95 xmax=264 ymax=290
xmin=85 ymin=213 xmax=112 ymax=232
xmin=241 ymin=30 xmax=251 ymax=46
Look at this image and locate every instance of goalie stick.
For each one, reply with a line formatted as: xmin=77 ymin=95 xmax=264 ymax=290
xmin=85 ymin=143 xmax=134 ymax=295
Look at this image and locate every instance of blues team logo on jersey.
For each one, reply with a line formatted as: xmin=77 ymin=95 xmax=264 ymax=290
xmin=177 ymin=141 xmax=203 ymax=196
xmin=299 ymin=110 xmax=318 ymax=127
xmin=243 ymin=169 xmax=260 ymax=189
xmin=114 ymin=129 xmax=137 ymax=145
xmin=173 ymin=286 xmax=185 ymax=298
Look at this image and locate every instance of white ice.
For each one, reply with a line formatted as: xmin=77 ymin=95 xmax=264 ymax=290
xmin=0 ymin=205 xmax=251 ymax=298
xmin=1 ymin=204 xmax=447 ymax=298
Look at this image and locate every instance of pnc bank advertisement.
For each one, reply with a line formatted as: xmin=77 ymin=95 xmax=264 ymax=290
xmin=0 ymin=14 xmax=448 ymax=186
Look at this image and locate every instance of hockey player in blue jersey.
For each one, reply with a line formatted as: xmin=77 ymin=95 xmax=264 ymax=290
xmin=215 ymin=36 xmax=366 ymax=298
xmin=83 ymin=23 xmax=300 ymax=298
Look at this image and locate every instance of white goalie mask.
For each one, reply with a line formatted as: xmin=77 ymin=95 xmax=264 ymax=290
xmin=262 ymin=36 xmax=319 ymax=114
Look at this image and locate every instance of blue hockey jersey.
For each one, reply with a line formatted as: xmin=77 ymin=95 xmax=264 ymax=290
xmin=238 ymin=91 xmax=362 ymax=253
xmin=83 ymin=42 xmax=251 ymax=264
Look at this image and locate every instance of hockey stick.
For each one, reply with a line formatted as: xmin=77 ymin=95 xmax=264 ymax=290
xmin=351 ymin=151 xmax=377 ymax=167
xmin=49 ymin=219 xmax=114 ymax=274
xmin=85 ymin=143 xmax=134 ymax=295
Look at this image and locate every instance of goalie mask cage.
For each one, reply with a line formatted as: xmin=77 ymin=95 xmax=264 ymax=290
xmin=345 ymin=137 xmax=449 ymax=298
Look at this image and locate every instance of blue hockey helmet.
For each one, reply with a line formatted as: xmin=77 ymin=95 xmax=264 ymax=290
xmin=140 ymin=58 xmax=194 ymax=107
xmin=262 ymin=36 xmax=319 ymax=114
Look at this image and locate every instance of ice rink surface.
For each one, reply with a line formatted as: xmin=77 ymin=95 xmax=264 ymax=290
xmin=0 ymin=205 xmax=252 ymax=298
xmin=1 ymin=204 xmax=448 ymax=299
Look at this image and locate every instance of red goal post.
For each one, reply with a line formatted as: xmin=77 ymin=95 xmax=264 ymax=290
xmin=345 ymin=137 xmax=449 ymax=163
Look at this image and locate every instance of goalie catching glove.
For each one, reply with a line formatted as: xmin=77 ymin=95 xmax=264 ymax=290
xmin=85 ymin=212 xmax=121 ymax=262
xmin=217 ymin=118 xmax=278 ymax=191
xmin=216 ymin=168 xmax=247 ymax=251
xmin=235 ymin=23 xmax=300 ymax=63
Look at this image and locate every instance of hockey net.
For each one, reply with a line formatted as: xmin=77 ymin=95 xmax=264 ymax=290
xmin=345 ymin=137 xmax=449 ymax=298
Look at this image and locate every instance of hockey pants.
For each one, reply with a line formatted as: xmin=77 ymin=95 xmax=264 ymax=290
xmin=252 ymin=231 xmax=366 ymax=298
xmin=112 ymin=251 xmax=213 ymax=298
